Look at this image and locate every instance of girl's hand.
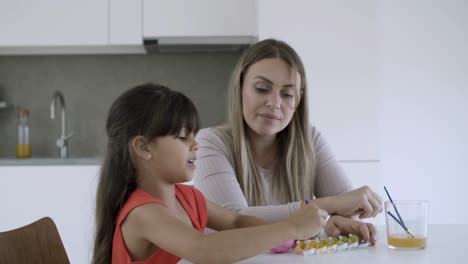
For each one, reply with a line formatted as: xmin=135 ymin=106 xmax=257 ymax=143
xmin=324 ymin=215 xmax=378 ymax=245
xmin=330 ymin=186 xmax=383 ymax=219
xmin=288 ymin=203 xmax=328 ymax=240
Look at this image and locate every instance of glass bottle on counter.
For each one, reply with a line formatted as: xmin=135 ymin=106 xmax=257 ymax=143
xmin=16 ymin=108 xmax=32 ymax=158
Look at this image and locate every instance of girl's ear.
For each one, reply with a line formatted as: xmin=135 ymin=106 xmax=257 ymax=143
xmin=130 ymin=136 xmax=151 ymax=160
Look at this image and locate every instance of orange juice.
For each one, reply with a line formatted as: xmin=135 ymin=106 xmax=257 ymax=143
xmin=16 ymin=144 xmax=32 ymax=158
xmin=388 ymin=234 xmax=426 ymax=249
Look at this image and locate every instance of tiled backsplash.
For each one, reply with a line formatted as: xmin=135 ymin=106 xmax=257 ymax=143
xmin=0 ymin=52 xmax=240 ymax=158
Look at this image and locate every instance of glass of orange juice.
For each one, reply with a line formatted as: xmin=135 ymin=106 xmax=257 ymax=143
xmin=385 ymin=200 xmax=428 ymax=250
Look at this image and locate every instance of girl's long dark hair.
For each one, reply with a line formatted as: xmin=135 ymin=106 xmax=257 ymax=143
xmin=92 ymin=83 xmax=199 ymax=264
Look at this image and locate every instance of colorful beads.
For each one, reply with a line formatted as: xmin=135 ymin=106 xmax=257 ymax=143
xmin=294 ymin=234 xmax=371 ymax=256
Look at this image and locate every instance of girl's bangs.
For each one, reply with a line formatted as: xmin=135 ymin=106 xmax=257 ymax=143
xmin=148 ymin=92 xmax=200 ymax=138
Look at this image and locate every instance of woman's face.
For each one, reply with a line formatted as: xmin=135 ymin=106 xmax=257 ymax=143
xmin=241 ymin=58 xmax=301 ymax=138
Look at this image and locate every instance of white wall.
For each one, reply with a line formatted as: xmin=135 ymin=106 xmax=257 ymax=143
xmin=378 ymin=0 xmax=468 ymax=224
xmin=257 ymin=0 xmax=379 ymax=161
xmin=257 ymin=0 xmax=468 ymax=224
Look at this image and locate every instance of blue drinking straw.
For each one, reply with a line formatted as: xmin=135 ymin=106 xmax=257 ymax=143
xmin=384 ymin=186 xmax=416 ymax=237
xmin=384 ymin=187 xmax=407 ymax=228
xmin=387 ymin=211 xmax=413 ymax=234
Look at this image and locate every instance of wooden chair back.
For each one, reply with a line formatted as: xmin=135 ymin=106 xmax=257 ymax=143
xmin=0 ymin=217 xmax=70 ymax=264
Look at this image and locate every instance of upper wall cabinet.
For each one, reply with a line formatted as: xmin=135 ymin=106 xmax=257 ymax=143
xmin=142 ymin=0 xmax=257 ymax=41
xmin=0 ymin=0 xmax=258 ymax=54
xmin=0 ymin=0 xmax=108 ymax=47
xmin=109 ymin=0 xmax=142 ymax=45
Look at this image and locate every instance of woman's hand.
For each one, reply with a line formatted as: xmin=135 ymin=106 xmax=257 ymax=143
xmin=324 ymin=215 xmax=378 ymax=245
xmin=328 ymin=186 xmax=383 ymax=219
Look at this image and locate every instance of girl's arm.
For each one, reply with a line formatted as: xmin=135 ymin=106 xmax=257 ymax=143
xmin=128 ymin=202 xmax=326 ymax=264
xmin=205 ymin=200 xmax=266 ymax=231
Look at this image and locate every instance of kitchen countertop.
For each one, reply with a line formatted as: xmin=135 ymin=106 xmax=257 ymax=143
xmin=0 ymin=158 xmax=101 ymax=166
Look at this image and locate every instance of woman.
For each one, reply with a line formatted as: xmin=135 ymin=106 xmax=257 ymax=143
xmin=193 ymin=39 xmax=382 ymax=240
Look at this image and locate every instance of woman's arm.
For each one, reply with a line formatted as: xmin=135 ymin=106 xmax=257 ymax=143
xmin=129 ymin=202 xmax=326 ymax=264
xmin=193 ymin=127 xmax=302 ymax=223
xmin=194 ymin=127 xmax=382 ymax=221
xmin=311 ymin=126 xmax=354 ymax=198
xmin=311 ymin=126 xmax=383 ymax=218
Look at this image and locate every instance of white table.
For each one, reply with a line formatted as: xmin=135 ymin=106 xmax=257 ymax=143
xmin=180 ymin=224 xmax=468 ymax=264
xmin=234 ymin=224 xmax=468 ymax=264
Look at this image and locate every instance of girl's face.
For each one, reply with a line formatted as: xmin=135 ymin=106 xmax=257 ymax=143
xmin=147 ymin=129 xmax=198 ymax=183
xmin=241 ymin=58 xmax=301 ymax=139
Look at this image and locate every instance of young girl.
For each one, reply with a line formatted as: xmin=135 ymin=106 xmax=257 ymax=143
xmin=92 ymin=83 xmax=328 ymax=264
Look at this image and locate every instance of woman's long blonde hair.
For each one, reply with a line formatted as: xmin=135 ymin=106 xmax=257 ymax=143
xmin=229 ymin=39 xmax=316 ymax=206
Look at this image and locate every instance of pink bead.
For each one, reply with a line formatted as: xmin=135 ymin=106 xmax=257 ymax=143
xmin=270 ymin=240 xmax=295 ymax=253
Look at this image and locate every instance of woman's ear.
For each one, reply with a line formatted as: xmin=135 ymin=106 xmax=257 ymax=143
xmin=130 ymin=136 xmax=152 ymax=160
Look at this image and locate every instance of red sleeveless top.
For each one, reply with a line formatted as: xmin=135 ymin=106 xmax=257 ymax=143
xmin=112 ymin=184 xmax=208 ymax=264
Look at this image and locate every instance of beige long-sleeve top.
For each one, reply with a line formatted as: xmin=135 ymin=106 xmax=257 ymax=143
xmin=193 ymin=125 xmax=353 ymax=223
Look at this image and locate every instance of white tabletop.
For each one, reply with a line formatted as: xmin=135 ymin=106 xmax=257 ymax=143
xmin=234 ymin=224 xmax=468 ymax=264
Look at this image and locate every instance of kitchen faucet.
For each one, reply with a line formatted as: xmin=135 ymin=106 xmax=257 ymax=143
xmin=50 ymin=91 xmax=74 ymax=158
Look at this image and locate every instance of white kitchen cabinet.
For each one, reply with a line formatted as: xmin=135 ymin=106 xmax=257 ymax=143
xmin=0 ymin=166 xmax=100 ymax=264
xmin=0 ymin=0 xmax=108 ymax=47
xmin=0 ymin=0 xmax=257 ymax=53
xmin=257 ymin=0 xmax=379 ymax=161
xmin=109 ymin=0 xmax=142 ymax=45
xmin=143 ymin=0 xmax=257 ymax=39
